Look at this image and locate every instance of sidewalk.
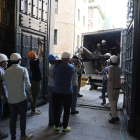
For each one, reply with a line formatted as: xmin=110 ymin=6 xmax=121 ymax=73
xmin=1 ymin=85 xmax=137 ymax=140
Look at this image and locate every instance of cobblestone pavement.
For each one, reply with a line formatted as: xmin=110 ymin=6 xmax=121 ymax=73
xmin=0 ymin=86 xmax=137 ymax=140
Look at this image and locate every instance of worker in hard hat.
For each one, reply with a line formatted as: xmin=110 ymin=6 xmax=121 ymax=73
xmin=110 ymin=39 xmax=120 ymax=56
xmin=107 ymin=55 xmax=121 ymax=123
xmin=27 ymin=40 xmax=43 ymax=115
xmin=0 ymin=53 xmax=8 ymax=139
xmin=95 ymin=59 xmax=110 ymax=105
xmin=101 ymin=40 xmax=110 ymax=55
xmin=4 ymin=53 xmax=34 ymax=140
xmin=77 ymin=62 xmax=84 ymax=97
xmin=94 ymin=43 xmax=102 ymax=71
xmin=94 ymin=43 xmax=102 ymax=54
xmin=71 ymin=55 xmax=82 ymax=115
xmin=53 ymin=51 xmax=75 ymax=134
xmin=48 ymin=54 xmax=63 ymax=127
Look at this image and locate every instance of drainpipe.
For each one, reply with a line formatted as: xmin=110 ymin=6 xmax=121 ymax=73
xmin=73 ymin=0 xmax=76 ymax=55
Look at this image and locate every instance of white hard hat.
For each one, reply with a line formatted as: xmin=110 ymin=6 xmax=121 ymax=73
xmin=102 ymin=40 xmax=106 ymax=43
xmin=97 ymin=43 xmax=101 ymax=46
xmin=0 ymin=53 xmax=9 ymax=63
xmin=10 ymin=53 xmax=22 ymax=61
xmin=110 ymin=55 xmax=118 ymax=63
xmin=105 ymin=53 xmax=111 ymax=57
xmin=62 ymin=51 xmax=71 ymax=58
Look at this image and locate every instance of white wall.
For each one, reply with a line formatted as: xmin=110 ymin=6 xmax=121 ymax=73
xmin=74 ymin=0 xmax=88 ymax=52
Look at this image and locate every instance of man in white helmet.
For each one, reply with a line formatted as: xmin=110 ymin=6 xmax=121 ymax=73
xmin=52 ymin=51 xmax=75 ymax=134
xmin=0 ymin=53 xmax=8 ymax=139
xmin=94 ymin=43 xmax=102 ymax=54
xmin=94 ymin=43 xmax=103 ymax=71
xmin=101 ymin=40 xmax=110 ymax=55
xmin=107 ymin=55 xmax=121 ymax=123
xmin=4 ymin=53 xmax=34 ymax=140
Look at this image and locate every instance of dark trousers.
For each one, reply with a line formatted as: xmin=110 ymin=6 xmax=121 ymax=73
xmin=0 ymin=99 xmax=3 ymax=122
xmin=102 ymin=80 xmax=107 ymax=103
xmin=78 ymin=74 xmax=81 ymax=94
xmin=71 ymin=86 xmax=78 ymax=112
xmin=9 ymin=99 xmax=27 ymax=140
xmin=53 ymin=92 xmax=72 ymax=128
xmin=31 ymin=80 xmax=41 ymax=112
xmin=0 ymin=99 xmax=3 ymax=132
xmin=48 ymin=86 xmax=63 ymax=122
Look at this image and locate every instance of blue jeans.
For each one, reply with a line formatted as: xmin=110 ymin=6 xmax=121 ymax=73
xmin=102 ymin=80 xmax=107 ymax=103
xmin=48 ymin=86 xmax=63 ymax=122
xmin=9 ymin=99 xmax=27 ymax=140
xmin=71 ymin=86 xmax=78 ymax=112
xmin=0 ymin=99 xmax=3 ymax=132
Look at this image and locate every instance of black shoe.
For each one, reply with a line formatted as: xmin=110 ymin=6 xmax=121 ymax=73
xmin=71 ymin=111 xmax=79 ymax=115
xmin=99 ymin=95 xmax=103 ymax=99
xmin=78 ymin=94 xmax=83 ymax=97
xmin=109 ymin=113 xmax=112 ymax=117
xmin=101 ymin=102 xmax=106 ymax=106
xmin=49 ymin=121 xmax=54 ymax=126
xmin=59 ymin=121 xmax=63 ymax=127
xmin=0 ymin=132 xmax=8 ymax=139
xmin=105 ymin=94 xmax=108 ymax=97
xmin=109 ymin=117 xmax=120 ymax=123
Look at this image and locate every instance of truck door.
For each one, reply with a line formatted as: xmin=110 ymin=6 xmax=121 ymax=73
xmin=120 ymin=29 xmax=127 ymax=76
xmin=123 ymin=0 xmax=140 ymax=132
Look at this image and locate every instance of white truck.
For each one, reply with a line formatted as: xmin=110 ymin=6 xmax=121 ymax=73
xmin=81 ymin=28 xmax=126 ymax=90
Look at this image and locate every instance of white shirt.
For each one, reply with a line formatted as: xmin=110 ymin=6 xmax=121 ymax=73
xmin=48 ymin=65 xmax=55 ymax=87
xmin=4 ymin=64 xmax=31 ymax=104
xmin=72 ymin=66 xmax=81 ymax=86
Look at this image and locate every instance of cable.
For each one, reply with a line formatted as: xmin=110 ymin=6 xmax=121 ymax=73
xmin=119 ymin=110 xmax=124 ymax=140
xmin=76 ymin=103 xmax=111 ymax=111
xmin=117 ymin=102 xmax=124 ymax=140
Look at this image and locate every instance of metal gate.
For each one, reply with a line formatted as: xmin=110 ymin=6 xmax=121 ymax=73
xmin=123 ymin=0 xmax=140 ymax=131
xmin=0 ymin=0 xmax=52 ymax=106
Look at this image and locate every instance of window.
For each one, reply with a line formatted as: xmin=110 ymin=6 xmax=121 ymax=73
xmin=77 ymin=35 xmax=79 ymax=47
xmin=54 ymin=29 xmax=57 ymax=45
xmin=78 ymin=9 xmax=80 ymax=21
xmin=83 ymin=16 xmax=85 ymax=26
xmin=55 ymin=0 xmax=58 ymax=14
xmin=88 ymin=10 xmax=91 ymax=20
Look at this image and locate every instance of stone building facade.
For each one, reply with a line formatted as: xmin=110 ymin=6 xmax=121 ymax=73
xmin=54 ymin=0 xmax=88 ymax=57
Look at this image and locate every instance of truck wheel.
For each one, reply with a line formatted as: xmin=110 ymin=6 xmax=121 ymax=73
xmin=93 ymin=85 xmax=98 ymax=90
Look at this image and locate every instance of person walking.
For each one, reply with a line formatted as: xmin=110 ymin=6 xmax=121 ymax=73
xmin=27 ymin=40 xmax=43 ymax=115
xmin=107 ymin=55 xmax=121 ymax=123
xmin=4 ymin=53 xmax=34 ymax=140
xmin=0 ymin=53 xmax=9 ymax=139
xmin=48 ymin=54 xmax=63 ymax=127
xmin=53 ymin=51 xmax=75 ymax=134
